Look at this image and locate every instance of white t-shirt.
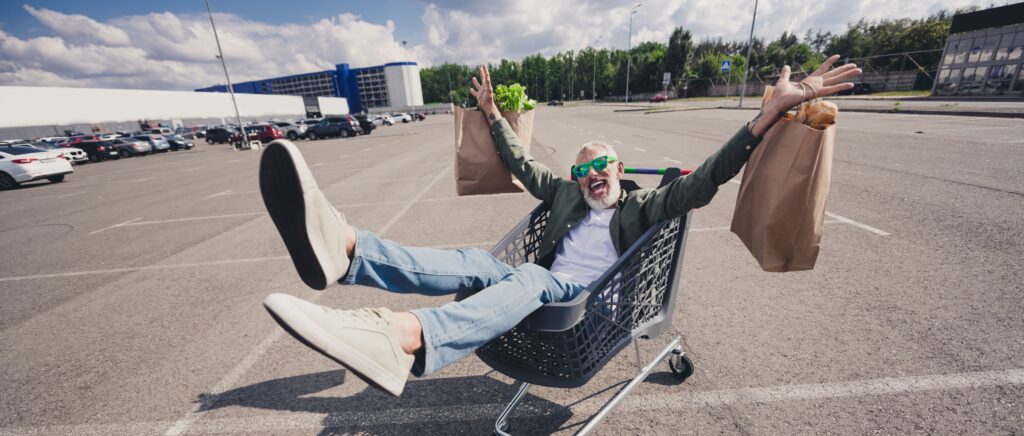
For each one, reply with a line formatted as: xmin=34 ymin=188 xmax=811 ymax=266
xmin=550 ymin=208 xmax=617 ymax=285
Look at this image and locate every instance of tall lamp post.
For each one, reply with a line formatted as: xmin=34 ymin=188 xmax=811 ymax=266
xmin=593 ymin=34 xmax=603 ymax=102
xmin=205 ymin=0 xmax=246 ymax=150
xmin=625 ymin=3 xmax=641 ymax=104
xmin=738 ymin=0 xmax=759 ymax=108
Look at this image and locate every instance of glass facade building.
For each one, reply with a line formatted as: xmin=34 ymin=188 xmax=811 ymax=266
xmin=196 ymin=62 xmax=422 ymax=113
xmin=933 ymin=3 xmax=1024 ymax=96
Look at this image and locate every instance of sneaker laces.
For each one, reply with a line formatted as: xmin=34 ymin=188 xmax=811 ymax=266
xmin=323 ymin=306 xmax=390 ymax=326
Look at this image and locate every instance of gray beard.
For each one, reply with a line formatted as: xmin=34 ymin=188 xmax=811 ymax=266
xmin=583 ymin=179 xmax=621 ymax=210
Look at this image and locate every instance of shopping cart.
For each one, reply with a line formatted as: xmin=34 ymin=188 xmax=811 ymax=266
xmin=458 ymin=168 xmax=695 ymax=435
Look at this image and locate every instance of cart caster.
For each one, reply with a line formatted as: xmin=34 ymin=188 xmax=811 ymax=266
xmin=493 ymin=421 xmax=510 ymax=435
xmin=668 ymin=348 xmax=693 ymax=381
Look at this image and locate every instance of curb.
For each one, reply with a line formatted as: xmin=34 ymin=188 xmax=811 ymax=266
xmin=715 ymin=106 xmax=1024 ymax=119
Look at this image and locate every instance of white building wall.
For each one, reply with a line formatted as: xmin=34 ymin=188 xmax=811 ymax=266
xmin=317 ymin=96 xmax=349 ymax=115
xmin=383 ymin=64 xmax=423 ymax=108
xmin=0 ymin=86 xmax=348 ymax=128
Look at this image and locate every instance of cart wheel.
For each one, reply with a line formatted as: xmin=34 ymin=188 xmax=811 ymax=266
xmin=668 ymin=349 xmax=694 ymax=381
xmin=493 ymin=421 xmax=510 ymax=435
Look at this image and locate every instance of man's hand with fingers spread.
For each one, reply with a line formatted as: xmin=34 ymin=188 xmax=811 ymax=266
xmin=469 ymin=65 xmax=502 ymax=126
xmin=749 ymin=55 xmax=862 ymax=137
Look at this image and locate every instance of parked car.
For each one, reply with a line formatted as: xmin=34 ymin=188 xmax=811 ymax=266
xmin=64 ymin=140 xmax=119 ymax=162
xmin=0 ymin=145 xmax=74 ymax=189
xmin=547 ymin=99 xmax=564 ymax=106
xmin=271 ymin=121 xmax=306 ymax=140
xmin=109 ymin=137 xmax=152 ymax=157
xmin=204 ymin=127 xmax=237 ymax=144
xmin=149 ymin=127 xmax=175 ymax=136
xmin=0 ymin=139 xmax=29 ymax=145
xmin=650 ymin=94 xmax=668 ymax=103
xmin=36 ymin=136 xmax=68 ymax=144
xmin=378 ymin=114 xmax=394 ymax=126
xmin=23 ymin=141 xmax=89 ymax=164
xmin=166 ymin=134 xmax=194 ymax=151
xmin=233 ymin=124 xmax=286 ymax=144
xmin=837 ymin=82 xmax=873 ymax=95
xmin=132 ymin=135 xmax=171 ymax=153
xmin=352 ymin=115 xmax=376 ymax=135
xmin=392 ymin=113 xmax=413 ymax=123
xmin=305 ymin=116 xmax=363 ymax=139
xmin=56 ymin=135 xmax=98 ymax=147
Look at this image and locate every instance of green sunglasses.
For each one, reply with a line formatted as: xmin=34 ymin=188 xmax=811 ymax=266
xmin=571 ymin=155 xmax=619 ymax=179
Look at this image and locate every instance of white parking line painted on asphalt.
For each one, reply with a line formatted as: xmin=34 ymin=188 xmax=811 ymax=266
xmin=612 ymin=139 xmax=622 ymax=144
xmin=663 ymin=157 xmax=682 ymax=164
xmin=824 ymin=212 xmax=890 ymax=236
xmin=133 ymin=177 xmax=155 ymax=182
xmin=310 ymin=162 xmax=325 ymax=167
xmin=88 ymin=217 xmax=141 ymax=235
xmin=123 ymin=212 xmax=264 ymax=226
xmin=633 ymin=147 xmax=647 ymax=152
xmin=0 ymin=241 xmax=494 ymax=283
xmin=162 ymin=163 xmax=456 ymax=436
xmin=0 ymin=256 xmax=291 ymax=282
xmin=201 ymin=189 xmax=232 ymax=201
xmin=9 ymin=367 xmax=1023 ymax=435
xmin=227 ymin=159 xmax=242 ymax=163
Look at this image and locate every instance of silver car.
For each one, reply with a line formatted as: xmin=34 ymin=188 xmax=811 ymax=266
xmin=110 ymin=137 xmax=153 ymax=156
xmin=133 ymin=135 xmax=171 ymax=153
xmin=272 ymin=121 xmax=306 ymax=140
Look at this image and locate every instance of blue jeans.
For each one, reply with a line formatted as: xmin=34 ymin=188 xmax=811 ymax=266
xmin=341 ymin=230 xmax=587 ymax=376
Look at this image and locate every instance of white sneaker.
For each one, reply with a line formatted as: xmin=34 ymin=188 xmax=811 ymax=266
xmin=263 ymin=293 xmax=415 ymax=397
xmin=259 ymin=140 xmax=351 ymax=290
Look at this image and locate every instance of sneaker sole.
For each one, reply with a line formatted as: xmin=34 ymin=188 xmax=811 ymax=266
xmin=263 ymin=294 xmax=405 ymax=397
xmin=259 ymin=141 xmax=327 ymax=290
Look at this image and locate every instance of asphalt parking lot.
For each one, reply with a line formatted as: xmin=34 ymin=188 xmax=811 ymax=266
xmin=1 ymin=106 xmax=1022 ymax=435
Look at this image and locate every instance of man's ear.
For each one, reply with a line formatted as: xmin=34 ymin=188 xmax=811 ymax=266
xmin=616 ymin=161 xmax=625 ymax=177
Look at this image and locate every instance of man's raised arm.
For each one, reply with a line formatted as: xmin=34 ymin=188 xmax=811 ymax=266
xmin=470 ymin=65 xmax=564 ymax=204
xmin=642 ymin=56 xmax=861 ymax=222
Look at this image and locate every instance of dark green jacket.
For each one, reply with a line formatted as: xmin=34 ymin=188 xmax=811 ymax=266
xmin=490 ymin=118 xmax=762 ymax=268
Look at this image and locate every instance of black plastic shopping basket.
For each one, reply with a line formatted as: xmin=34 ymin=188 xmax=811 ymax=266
xmin=459 ymin=168 xmax=695 ymax=435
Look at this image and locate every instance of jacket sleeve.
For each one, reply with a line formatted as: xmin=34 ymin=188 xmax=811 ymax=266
xmin=491 ymin=117 xmax=566 ymax=204
xmin=641 ymin=125 xmax=762 ymax=222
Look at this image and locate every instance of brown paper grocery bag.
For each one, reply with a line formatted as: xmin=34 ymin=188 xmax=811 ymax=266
xmin=454 ymin=107 xmax=534 ymax=195
xmin=730 ymin=112 xmax=834 ymax=272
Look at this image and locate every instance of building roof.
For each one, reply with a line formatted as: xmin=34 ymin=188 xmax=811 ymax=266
xmin=949 ymin=2 xmax=1024 ymax=34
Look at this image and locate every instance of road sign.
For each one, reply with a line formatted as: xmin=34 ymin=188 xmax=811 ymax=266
xmin=721 ymin=60 xmax=731 ymax=73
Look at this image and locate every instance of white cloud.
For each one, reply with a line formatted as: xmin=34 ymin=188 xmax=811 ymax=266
xmin=419 ymin=0 xmax=997 ymax=66
xmin=23 ymin=5 xmax=131 ymax=47
xmin=1 ymin=6 xmax=423 ymax=90
xmin=0 ymin=1 xmax=999 ymax=90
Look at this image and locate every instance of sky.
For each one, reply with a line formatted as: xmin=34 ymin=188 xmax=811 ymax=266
xmin=0 ymin=0 xmax=1009 ymax=91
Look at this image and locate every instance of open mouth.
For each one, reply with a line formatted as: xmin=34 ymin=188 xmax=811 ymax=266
xmin=588 ymin=179 xmax=608 ymax=197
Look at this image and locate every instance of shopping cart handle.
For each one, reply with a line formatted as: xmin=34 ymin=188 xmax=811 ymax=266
xmin=624 ymin=167 xmax=693 ymax=175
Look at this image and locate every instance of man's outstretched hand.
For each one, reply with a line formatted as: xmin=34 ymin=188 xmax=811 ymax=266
xmin=469 ymin=65 xmax=502 ymax=126
xmin=749 ymin=55 xmax=862 ymax=137
xmin=766 ymin=55 xmax=862 ymax=114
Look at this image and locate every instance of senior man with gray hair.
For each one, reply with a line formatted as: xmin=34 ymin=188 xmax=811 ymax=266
xmin=259 ymin=58 xmax=861 ymax=397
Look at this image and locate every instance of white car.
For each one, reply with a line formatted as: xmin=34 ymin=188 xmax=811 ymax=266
xmin=22 ymin=141 xmax=88 ymax=165
xmin=392 ymin=113 xmax=412 ymax=123
xmin=0 ymin=144 xmax=73 ymax=189
xmin=98 ymin=133 xmax=121 ymax=140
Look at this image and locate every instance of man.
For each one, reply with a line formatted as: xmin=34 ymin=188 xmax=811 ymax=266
xmin=260 ymin=57 xmax=860 ymax=397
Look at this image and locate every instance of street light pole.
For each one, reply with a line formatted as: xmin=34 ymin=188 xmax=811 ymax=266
xmin=570 ymin=50 xmax=574 ymax=101
xmin=205 ymin=0 xmax=247 ymax=150
xmin=625 ymin=3 xmax=641 ymax=104
xmin=738 ymin=0 xmax=758 ymax=108
xmin=593 ymin=35 xmax=603 ymax=102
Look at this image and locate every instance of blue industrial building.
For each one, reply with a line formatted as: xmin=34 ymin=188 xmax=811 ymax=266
xmin=196 ymin=62 xmax=423 ymax=114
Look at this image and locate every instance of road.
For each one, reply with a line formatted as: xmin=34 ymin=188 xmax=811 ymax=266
xmin=1 ymin=106 xmax=1022 ymax=435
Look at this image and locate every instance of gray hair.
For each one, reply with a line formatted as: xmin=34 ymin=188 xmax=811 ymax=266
xmin=576 ymin=141 xmax=618 ymax=160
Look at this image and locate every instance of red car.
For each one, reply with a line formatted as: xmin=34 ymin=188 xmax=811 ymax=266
xmin=233 ymin=124 xmax=285 ymax=143
xmin=57 ymin=135 xmax=98 ymax=147
xmin=650 ymin=94 xmax=668 ymax=103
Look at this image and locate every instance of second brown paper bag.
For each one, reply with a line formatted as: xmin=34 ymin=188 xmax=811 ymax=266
xmin=730 ymin=106 xmax=835 ymax=272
